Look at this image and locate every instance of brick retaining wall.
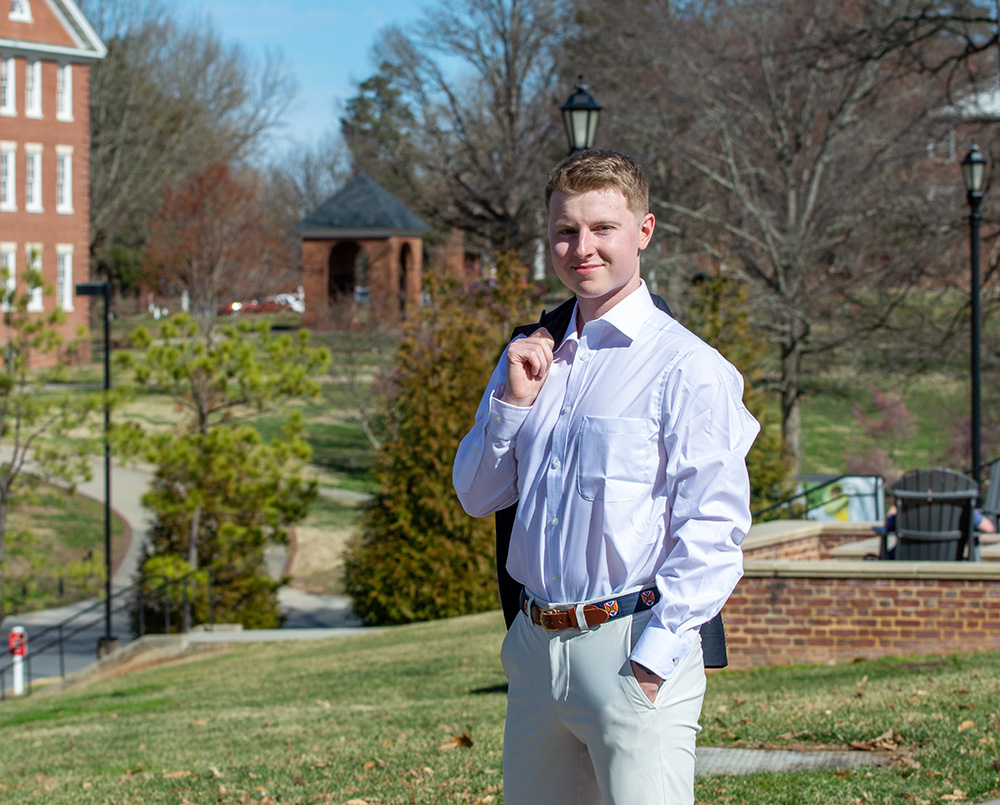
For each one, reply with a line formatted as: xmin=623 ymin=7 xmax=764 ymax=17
xmin=720 ymin=521 xmax=1000 ymax=668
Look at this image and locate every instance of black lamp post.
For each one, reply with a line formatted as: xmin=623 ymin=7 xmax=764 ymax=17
xmin=76 ymin=280 xmax=116 ymax=657
xmin=560 ymin=76 xmax=601 ymax=154
xmin=961 ymin=144 xmax=987 ymax=488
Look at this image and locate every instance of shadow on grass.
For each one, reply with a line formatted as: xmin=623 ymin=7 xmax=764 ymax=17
xmin=470 ymin=683 xmax=508 ymax=695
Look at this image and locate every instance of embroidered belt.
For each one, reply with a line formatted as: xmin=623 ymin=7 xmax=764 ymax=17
xmin=520 ymin=586 xmax=660 ymax=631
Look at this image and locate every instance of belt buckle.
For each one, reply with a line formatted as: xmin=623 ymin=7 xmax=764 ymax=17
xmin=539 ymin=608 xmax=564 ymax=632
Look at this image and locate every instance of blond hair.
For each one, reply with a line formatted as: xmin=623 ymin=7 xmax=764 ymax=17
xmin=545 ymin=149 xmax=649 ymax=217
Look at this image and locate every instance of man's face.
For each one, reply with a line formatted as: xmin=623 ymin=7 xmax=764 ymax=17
xmin=548 ymin=187 xmax=655 ymax=323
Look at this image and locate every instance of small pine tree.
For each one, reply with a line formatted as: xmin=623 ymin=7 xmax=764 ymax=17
xmin=685 ymin=273 xmax=794 ymax=517
xmin=344 ymin=256 xmax=537 ymax=625
xmin=121 ymin=316 xmax=329 ymax=628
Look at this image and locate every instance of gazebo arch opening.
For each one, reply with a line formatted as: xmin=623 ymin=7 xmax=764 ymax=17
xmin=399 ymin=243 xmax=413 ymax=319
xmin=328 ymin=242 xmax=359 ymax=301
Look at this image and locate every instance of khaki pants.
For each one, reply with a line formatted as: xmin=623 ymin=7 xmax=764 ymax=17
xmin=500 ymin=604 xmax=705 ymax=804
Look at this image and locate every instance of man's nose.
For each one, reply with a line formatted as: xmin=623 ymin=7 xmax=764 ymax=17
xmin=574 ymin=229 xmax=594 ymax=256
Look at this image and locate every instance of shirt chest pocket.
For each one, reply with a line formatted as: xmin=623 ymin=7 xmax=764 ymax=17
xmin=577 ymin=416 xmax=658 ymax=502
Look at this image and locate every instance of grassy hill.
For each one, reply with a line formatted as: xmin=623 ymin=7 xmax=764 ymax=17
xmin=1 ymin=612 xmax=999 ymax=804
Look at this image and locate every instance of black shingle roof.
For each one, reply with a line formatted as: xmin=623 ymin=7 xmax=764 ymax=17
xmin=296 ymin=174 xmax=429 ymax=238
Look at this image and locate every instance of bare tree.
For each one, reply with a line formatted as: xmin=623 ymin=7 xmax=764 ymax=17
xmin=345 ymin=0 xmax=569 ymax=258
xmin=267 ymin=133 xmax=353 ymax=221
xmin=570 ymin=0 xmax=983 ymax=470
xmin=83 ymin=0 xmax=295 ymax=295
xmin=144 ymin=163 xmax=292 ymax=331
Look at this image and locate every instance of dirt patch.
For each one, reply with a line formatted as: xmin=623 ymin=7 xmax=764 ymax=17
xmin=287 ymin=525 xmax=352 ymax=594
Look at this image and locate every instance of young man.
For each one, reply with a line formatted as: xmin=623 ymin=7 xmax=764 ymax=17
xmin=453 ymin=150 xmax=759 ymax=804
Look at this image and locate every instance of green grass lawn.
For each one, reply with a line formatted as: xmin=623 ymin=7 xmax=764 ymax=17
xmin=0 ymin=613 xmax=998 ymax=803
xmin=3 ymin=483 xmax=128 ymax=613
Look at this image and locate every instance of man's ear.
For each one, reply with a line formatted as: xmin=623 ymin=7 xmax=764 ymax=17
xmin=639 ymin=213 xmax=655 ymax=251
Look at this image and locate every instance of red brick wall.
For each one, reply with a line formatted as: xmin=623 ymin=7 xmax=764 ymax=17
xmin=723 ymin=572 xmax=1000 ymax=669
xmin=722 ymin=522 xmax=1000 ymax=668
xmin=742 ymin=529 xmax=868 ymax=561
xmin=300 ymin=236 xmax=424 ymax=331
xmin=0 ymin=3 xmax=77 ymax=47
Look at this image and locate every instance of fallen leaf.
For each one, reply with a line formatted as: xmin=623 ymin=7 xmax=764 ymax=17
xmin=344 ymin=800 xmax=371 ymax=805
xmin=163 ymin=771 xmax=190 ymax=779
xmin=958 ymin=720 xmax=975 ymax=733
xmin=191 ymin=719 xmax=208 ymax=727
xmin=439 ymin=733 xmax=474 ymax=750
xmin=209 ymin=766 xmax=224 ymax=778
xmin=316 ymin=699 xmax=331 ymax=709
xmin=940 ymin=789 xmax=966 ymax=801
xmin=851 ymin=728 xmax=900 ymax=751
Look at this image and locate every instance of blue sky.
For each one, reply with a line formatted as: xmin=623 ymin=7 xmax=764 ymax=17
xmin=176 ymin=0 xmax=425 ymax=156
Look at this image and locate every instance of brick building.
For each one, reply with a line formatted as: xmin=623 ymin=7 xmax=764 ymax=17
xmin=0 ymin=0 xmax=105 ymax=359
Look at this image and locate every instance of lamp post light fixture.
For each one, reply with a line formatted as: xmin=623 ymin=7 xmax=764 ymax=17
xmin=560 ymin=76 xmax=602 ymax=154
xmin=75 ymin=280 xmax=117 ymax=657
xmin=961 ymin=143 xmax=987 ymax=488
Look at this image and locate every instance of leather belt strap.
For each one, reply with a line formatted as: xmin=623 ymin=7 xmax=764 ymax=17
xmin=521 ymin=586 xmax=660 ymax=632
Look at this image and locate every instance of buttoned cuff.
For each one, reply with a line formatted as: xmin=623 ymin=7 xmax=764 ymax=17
xmin=485 ymin=387 xmax=532 ymax=441
xmin=630 ymin=621 xmax=697 ymax=682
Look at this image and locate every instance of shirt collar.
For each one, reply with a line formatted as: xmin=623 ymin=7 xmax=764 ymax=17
xmin=577 ymin=282 xmax=655 ymax=343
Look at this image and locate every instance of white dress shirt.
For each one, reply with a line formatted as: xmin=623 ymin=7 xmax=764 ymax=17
xmin=453 ymin=283 xmax=759 ymax=679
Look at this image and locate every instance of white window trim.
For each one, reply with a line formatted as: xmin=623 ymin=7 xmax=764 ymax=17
xmin=56 ymin=62 xmax=73 ymax=121
xmin=10 ymin=1 xmax=32 ymax=24
xmin=0 ymin=241 xmax=15 ymax=312
xmin=0 ymin=56 xmax=15 ymax=116
xmin=25 ymin=143 xmax=41 ymax=213
xmin=56 ymin=145 xmax=73 ymax=213
xmin=56 ymin=244 xmax=73 ymax=311
xmin=25 ymin=243 xmax=42 ymax=313
xmin=0 ymin=141 xmax=16 ymax=212
xmin=25 ymin=59 xmax=40 ymax=119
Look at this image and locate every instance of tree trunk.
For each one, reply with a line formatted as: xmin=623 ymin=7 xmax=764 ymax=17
xmin=0 ymin=489 xmax=7 ymax=617
xmin=780 ymin=317 xmax=807 ymax=477
xmin=184 ymin=504 xmax=201 ymax=632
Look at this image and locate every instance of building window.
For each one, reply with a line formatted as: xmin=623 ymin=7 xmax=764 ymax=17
xmin=0 ymin=143 xmax=15 ymax=211
xmin=25 ymin=59 xmax=40 ymax=118
xmin=56 ymin=245 xmax=73 ymax=311
xmin=1 ymin=243 xmax=14 ymax=311
xmin=0 ymin=56 xmax=14 ymax=115
xmin=25 ymin=244 xmax=42 ymax=312
xmin=25 ymin=144 xmax=41 ymax=212
xmin=10 ymin=1 xmax=32 ymax=23
xmin=56 ymin=63 xmax=72 ymax=121
xmin=56 ymin=146 xmax=73 ymax=213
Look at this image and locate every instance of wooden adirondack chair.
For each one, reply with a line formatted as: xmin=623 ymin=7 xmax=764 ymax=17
xmin=891 ymin=468 xmax=979 ymax=561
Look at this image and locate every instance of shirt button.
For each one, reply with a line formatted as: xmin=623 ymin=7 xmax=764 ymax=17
xmin=551 ymin=459 xmax=560 ymax=469
xmin=493 ymin=414 xmax=501 ymax=422
xmin=550 ymin=516 xmax=559 ymax=526
xmin=562 ymin=405 xmax=571 ymax=414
